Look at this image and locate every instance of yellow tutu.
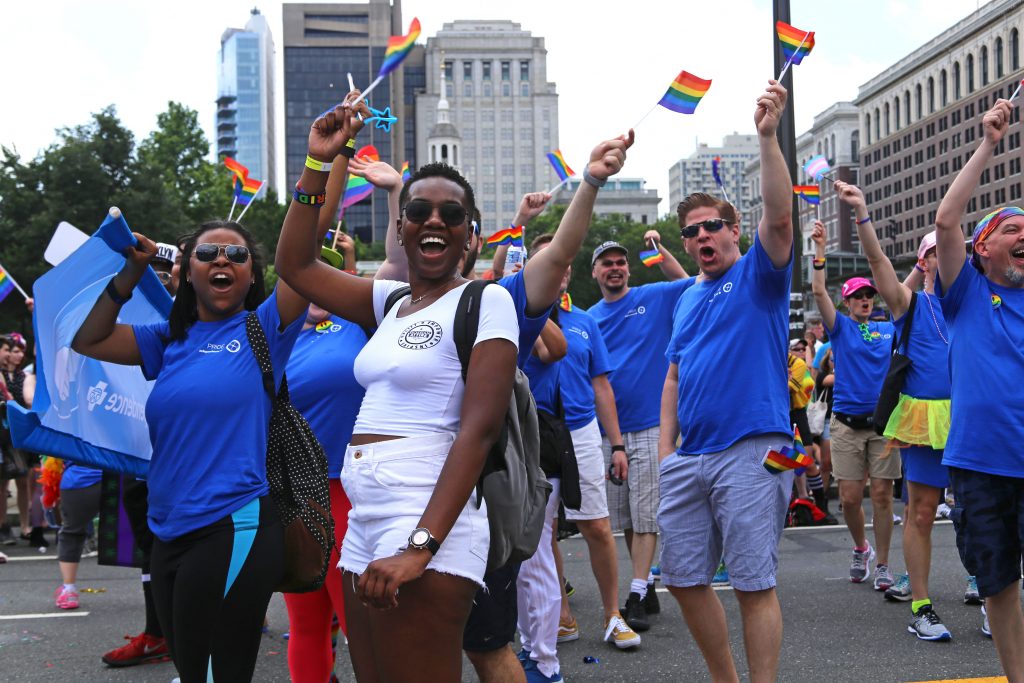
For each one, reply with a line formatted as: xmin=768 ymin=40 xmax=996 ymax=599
xmin=882 ymin=394 xmax=950 ymax=451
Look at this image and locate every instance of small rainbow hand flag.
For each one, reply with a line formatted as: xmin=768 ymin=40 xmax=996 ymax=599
xmin=546 ymin=150 xmax=575 ymax=182
xmin=379 ymin=17 xmax=421 ymax=77
xmin=0 ymin=266 xmax=15 ymax=303
xmin=559 ymin=292 xmax=572 ymax=312
xmin=342 ymin=145 xmax=381 ymax=209
xmin=776 ymin=21 xmax=815 ymax=65
xmin=486 ymin=225 xmax=524 ymax=247
xmin=234 ymin=176 xmax=263 ymax=207
xmin=793 ymin=185 xmax=820 ymax=205
xmin=224 ymin=157 xmax=250 ymax=186
xmin=803 ymin=155 xmax=831 ymax=181
xmin=763 ymin=427 xmax=814 ymax=473
xmin=712 ymin=156 xmax=724 ymax=187
xmin=401 ymin=161 xmax=411 ymax=183
xmin=639 ymin=248 xmax=664 ymax=267
xmin=657 ymin=71 xmax=712 ymax=115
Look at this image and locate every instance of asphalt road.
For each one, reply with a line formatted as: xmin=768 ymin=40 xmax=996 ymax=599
xmin=0 ymin=509 xmax=1007 ymax=683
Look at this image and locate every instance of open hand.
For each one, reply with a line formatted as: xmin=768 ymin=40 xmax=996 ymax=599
xmin=349 ymin=157 xmax=403 ymax=191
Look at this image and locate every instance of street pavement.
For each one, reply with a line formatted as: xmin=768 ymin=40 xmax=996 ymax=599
xmin=0 ymin=505 xmax=1008 ymax=682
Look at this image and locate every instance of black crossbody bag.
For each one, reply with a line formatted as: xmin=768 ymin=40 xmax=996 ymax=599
xmin=871 ymin=292 xmax=917 ymax=436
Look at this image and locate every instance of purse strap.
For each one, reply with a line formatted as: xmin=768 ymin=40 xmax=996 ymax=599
xmin=244 ymin=312 xmax=288 ymax=401
xmin=892 ymin=290 xmax=918 ymax=356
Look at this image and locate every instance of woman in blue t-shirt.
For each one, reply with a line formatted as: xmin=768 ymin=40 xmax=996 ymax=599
xmin=69 ymin=101 xmax=364 ymax=683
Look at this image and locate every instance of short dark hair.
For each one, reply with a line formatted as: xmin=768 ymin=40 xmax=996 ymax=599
xmin=168 ymin=221 xmax=266 ymax=341
xmin=676 ymin=192 xmax=738 ymax=226
xmin=398 ymin=163 xmax=477 ymax=220
xmin=530 ymin=233 xmax=555 ymax=251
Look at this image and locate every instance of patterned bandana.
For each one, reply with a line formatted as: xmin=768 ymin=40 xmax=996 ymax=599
xmin=971 ymin=206 xmax=1024 ymax=271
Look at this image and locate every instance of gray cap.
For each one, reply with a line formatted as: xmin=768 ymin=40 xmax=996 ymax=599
xmin=592 ymin=241 xmax=628 ymax=265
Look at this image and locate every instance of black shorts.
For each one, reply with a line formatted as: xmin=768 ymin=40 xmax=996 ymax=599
xmin=462 ymin=561 xmax=520 ymax=652
xmin=949 ymin=466 xmax=1024 ymax=598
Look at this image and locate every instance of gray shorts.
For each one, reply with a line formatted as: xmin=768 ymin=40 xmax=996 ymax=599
xmin=603 ymin=427 xmax=661 ymax=534
xmin=658 ymin=434 xmax=793 ymax=592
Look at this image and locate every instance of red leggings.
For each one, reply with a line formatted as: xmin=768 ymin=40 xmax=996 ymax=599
xmin=284 ymin=480 xmax=351 ymax=683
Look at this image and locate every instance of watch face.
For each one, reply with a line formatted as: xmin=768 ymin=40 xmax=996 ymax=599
xmin=411 ymin=529 xmax=429 ymax=547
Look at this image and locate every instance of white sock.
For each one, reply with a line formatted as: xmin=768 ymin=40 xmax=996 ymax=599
xmin=647 ymin=572 xmax=656 ymax=583
xmin=63 ymin=583 xmax=76 ymax=593
xmin=630 ymin=578 xmax=648 ymax=599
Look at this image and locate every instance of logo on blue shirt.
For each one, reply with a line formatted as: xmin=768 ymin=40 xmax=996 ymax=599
xmin=568 ymin=325 xmax=589 ymax=340
xmin=624 ymin=305 xmax=647 ymax=318
xmin=199 ymin=339 xmax=241 ymax=354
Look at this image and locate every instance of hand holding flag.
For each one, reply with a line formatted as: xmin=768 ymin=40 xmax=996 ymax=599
xmin=639 ymin=238 xmax=664 ymax=267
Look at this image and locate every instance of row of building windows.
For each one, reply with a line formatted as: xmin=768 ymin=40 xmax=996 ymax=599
xmin=444 ymin=59 xmax=529 ymax=82
xmin=865 ymin=28 xmax=1021 ymax=145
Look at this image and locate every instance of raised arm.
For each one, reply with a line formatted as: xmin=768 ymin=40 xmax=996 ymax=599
xmin=755 ymin=80 xmax=793 ymax=268
xmin=935 ymin=99 xmax=1012 ymax=288
xmin=491 ymin=192 xmax=553 ymax=279
xmin=658 ymin=362 xmax=680 ymax=461
xmin=837 ymin=181 xmax=912 ymax=319
xmin=339 ymin=158 xmax=406 ymax=281
xmin=521 ymin=132 xmax=634 ymax=315
xmin=275 ymin=96 xmax=380 ymax=330
xmin=810 ymin=221 xmax=838 ymax=331
xmin=532 ymin=317 xmax=567 ymax=363
xmin=71 ymin=232 xmax=157 ymax=366
xmin=643 ymin=230 xmax=688 ymax=280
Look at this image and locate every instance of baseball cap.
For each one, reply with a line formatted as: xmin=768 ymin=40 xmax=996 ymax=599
xmin=154 ymin=243 xmax=179 ymax=265
xmin=592 ymin=241 xmax=628 ymax=266
xmin=841 ymin=277 xmax=876 ymax=298
xmin=917 ymin=231 xmax=937 ymax=261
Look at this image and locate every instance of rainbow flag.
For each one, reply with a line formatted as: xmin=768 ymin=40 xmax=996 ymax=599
xmin=486 ymin=225 xmax=524 ymax=247
xmin=803 ymin=155 xmax=831 ymax=181
xmin=341 ymin=145 xmax=381 ymax=209
xmin=559 ymin=292 xmax=572 ymax=312
xmin=657 ymin=71 xmax=712 ymax=115
xmin=793 ymin=184 xmax=820 ymax=205
xmin=401 ymin=161 xmax=411 ymax=183
xmin=546 ymin=150 xmax=575 ymax=182
xmin=776 ymin=21 xmax=815 ymax=65
xmin=0 ymin=266 xmax=15 ymax=303
xmin=233 ymin=176 xmax=262 ymax=207
xmin=639 ymin=248 xmax=664 ymax=267
xmin=224 ymin=157 xmax=249 ymax=186
xmin=712 ymin=156 xmax=723 ymax=187
xmin=379 ymin=17 xmax=421 ymax=77
xmin=763 ymin=427 xmax=814 ymax=473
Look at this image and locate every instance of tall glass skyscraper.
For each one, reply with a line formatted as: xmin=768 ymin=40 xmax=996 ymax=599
xmin=283 ymin=0 xmax=424 ymax=243
xmin=217 ymin=8 xmax=276 ymax=189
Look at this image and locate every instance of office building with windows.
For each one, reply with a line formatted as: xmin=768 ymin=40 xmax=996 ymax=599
xmin=217 ymin=8 xmax=277 ymax=189
xmin=668 ymin=134 xmax=759 ymax=220
xmin=552 ymin=178 xmax=660 ymax=226
xmin=282 ymin=0 xmax=425 ymax=242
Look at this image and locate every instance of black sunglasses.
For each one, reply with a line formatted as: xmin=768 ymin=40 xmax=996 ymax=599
xmin=849 ymin=290 xmax=875 ymax=301
xmin=194 ymin=243 xmax=250 ymax=264
xmin=680 ymin=218 xmax=732 ymax=239
xmin=404 ymin=199 xmax=468 ymax=228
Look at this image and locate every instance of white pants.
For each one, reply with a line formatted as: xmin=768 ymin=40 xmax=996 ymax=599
xmin=516 ymin=477 xmax=562 ymax=678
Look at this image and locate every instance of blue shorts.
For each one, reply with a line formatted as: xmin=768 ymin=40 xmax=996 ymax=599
xmin=658 ymin=434 xmax=793 ymax=592
xmin=902 ymin=446 xmax=949 ymax=489
xmin=949 ymin=466 xmax=1024 ymax=599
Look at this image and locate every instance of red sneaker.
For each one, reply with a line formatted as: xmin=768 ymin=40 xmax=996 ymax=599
xmin=102 ymin=632 xmax=170 ymax=667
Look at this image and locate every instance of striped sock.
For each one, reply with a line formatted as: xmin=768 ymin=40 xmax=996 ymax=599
xmin=807 ymin=473 xmax=823 ymax=491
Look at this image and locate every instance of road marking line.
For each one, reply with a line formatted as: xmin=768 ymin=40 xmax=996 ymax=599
xmin=783 ymin=520 xmax=952 ymax=533
xmin=654 ymin=586 xmax=733 ymax=593
xmin=908 ymin=678 xmax=1007 ymax=682
xmin=0 ymin=612 xmax=90 ymax=620
xmin=4 ymin=555 xmax=57 ymax=562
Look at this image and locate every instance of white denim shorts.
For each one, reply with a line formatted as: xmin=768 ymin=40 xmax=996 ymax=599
xmin=338 ymin=432 xmax=490 ymax=587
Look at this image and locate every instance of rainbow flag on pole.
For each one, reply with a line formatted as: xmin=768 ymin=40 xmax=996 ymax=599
xmin=639 ymin=248 xmax=664 ymax=267
xmin=657 ymin=71 xmax=712 ymax=115
xmin=224 ymin=157 xmax=249 ymax=186
xmin=763 ymin=427 xmax=814 ymax=473
xmin=486 ymin=225 xmax=524 ymax=247
xmin=546 ymin=150 xmax=575 ymax=182
xmin=776 ymin=21 xmax=815 ymax=65
xmin=0 ymin=266 xmax=15 ymax=303
xmin=341 ymin=145 xmax=381 ymax=209
xmin=401 ymin=161 xmax=411 ymax=183
xmin=379 ymin=18 xmax=421 ymax=77
xmin=793 ymin=185 xmax=820 ymax=205
xmin=233 ymin=176 xmax=263 ymax=207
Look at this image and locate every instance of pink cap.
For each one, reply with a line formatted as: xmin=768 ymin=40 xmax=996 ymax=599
xmin=917 ymin=231 xmax=937 ymax=261
xmin=841 ymin=277 xmax=875 ymax=298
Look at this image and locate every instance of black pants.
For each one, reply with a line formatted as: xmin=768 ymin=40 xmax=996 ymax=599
xmin=150 ymin=496 xmax=283 ymax=683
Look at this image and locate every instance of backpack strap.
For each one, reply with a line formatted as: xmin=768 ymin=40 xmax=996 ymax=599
xmin=453 ymin=280 xmax=493 ymax=382
xmin=245 ymin=312 xmax=276 ymax=399
xmin=360 ymin=285 xmax=412 ymax=337
xmin=893 ymin=290 xmax=918 ymax=356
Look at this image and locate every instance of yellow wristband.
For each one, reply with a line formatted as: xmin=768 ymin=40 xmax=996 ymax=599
xmin=305 ymin=155 xmax=333 ymax=173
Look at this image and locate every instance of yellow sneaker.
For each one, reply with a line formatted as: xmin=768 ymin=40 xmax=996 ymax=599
xmin=556 ymin=616 xmax=579 ymax=643
xmin=603 ymin=612 xmax=641 ymax=649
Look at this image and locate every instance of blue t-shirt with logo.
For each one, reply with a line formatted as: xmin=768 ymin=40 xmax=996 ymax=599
xmin=60 ymin=463 xmax=103 ymax=490
xmin=133 ymin=292 xmax=303 ymax=541
xmin=287 ymin=315 xmax=368 ymax=478
xmin=666 ymin=235 xmax=791 ymax=454
xmin=497 ymin=272 xmax=551 ymax=370
xmin=828 ymin=315 xmax=895 ymax=415
xmin=587 ymin=279 xmax=692 ymax=433
xmin=938 ymin=262 xmax=1024 ymax=477
xmin=892 ymin=291 xmax=950 ymax=400
xmin=525 ymin=306 xmax=612 ymax=431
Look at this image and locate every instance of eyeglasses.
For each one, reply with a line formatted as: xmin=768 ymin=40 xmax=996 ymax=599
xmin=599 ymin=258 xmax=628 ymax=268
xmin=403 ymin=200 xmax=468 ymax=228
xmin=155 ymin=271 xmax=172 ymax=284
xmin=194 ymin=243 xmax=251 ymax=264
xmin=680 ymin=218 xmax=732 ymax=239
xmin=848 ymin=290 xmax=874 ymax=301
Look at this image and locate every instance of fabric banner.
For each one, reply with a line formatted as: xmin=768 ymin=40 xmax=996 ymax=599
xmin=98 ymin=472 xmax=145 ymax=568
xmin=9 ymin=209 xmax=172 ymax=477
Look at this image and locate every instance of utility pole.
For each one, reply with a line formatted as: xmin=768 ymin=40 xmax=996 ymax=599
xmin=773 ymin=0 xmax=802 ymax=339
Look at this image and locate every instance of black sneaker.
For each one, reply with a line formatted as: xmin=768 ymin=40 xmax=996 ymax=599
xmin=0 ymin=524 xmax=14 ymax=546
xmin=642 ymin=583 xmax=660 ymax=615
xmin=623 ymin=592 xmax=650 ymax=632
xmin=28 ymin=527 xmax=49 ymax=549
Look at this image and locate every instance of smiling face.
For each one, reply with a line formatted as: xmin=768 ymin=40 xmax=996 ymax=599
xmin=187 ymin=227 xmax=255 ymax=321
xmin=976 ymin=215 xmax=1024 ymax=287
xmin=592 ymin=249 xmax=630 ymax=296
xmin=681 ymin=206 xmax=741 ymax=279
xmin=401 ymin=176 xmax=471 ymax=282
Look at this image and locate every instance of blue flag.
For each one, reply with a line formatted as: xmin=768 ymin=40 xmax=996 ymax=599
xmin=9 ymin=209 xmax=172 ymax=476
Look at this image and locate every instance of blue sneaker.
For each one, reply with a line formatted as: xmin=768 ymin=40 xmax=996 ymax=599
xmin=517 ymin=648 xmax=531 ymax=665
xmin=964 ymin=576 xmax=982 ymax=605
xmin=712 ymin=563 xmax=729 ymax=586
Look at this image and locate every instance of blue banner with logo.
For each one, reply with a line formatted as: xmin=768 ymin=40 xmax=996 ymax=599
xmin=8 ymin=209 xmax=172 ymax=477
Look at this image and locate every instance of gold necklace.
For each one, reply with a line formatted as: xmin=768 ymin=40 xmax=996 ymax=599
xmin=410 ymin=276 xmax=460 ymax=304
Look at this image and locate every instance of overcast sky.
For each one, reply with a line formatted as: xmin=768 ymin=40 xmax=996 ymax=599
xmin=0 ymin=0 xmax=997 ymax=221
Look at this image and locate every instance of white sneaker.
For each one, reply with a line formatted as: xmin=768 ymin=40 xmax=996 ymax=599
xmin=935 ymin=503 xmax=952 ymax=520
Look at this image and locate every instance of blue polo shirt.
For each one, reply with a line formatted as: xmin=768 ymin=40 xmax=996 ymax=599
xmin=938 ymin=261 xmax=1024 ymax=477
xmin=587 ymin=278 xmax=692 ymax=433
xmin=828 ymin=315 xmax=895 ymax=415
xmin=666 ymin=235 xmax=792 ymax=454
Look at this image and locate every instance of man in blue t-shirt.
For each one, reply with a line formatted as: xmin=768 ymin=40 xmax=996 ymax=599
xmin=811 ymin=221 xmax=900 ymax=592
xmin=657 ymin=80 xmax=794 ymax=682
xmin=934 ymin=99 xmax=1024 ymax=674
xmin=587 ymin=240 xmax=691 ymax=628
